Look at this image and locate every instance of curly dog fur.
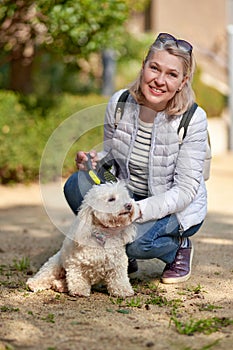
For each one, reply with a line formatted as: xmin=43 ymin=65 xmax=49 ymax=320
xmin=27 ymin=181 xmax=141 ymax=297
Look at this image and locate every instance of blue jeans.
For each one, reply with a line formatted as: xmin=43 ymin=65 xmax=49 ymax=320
xmin=64 ymin=172 xmax=203 ymax=264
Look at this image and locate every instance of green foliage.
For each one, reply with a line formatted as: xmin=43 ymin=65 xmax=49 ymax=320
xmin=186 ymin=283 xmax=206 ymax=294
xmin=117 ymin=32 xmax=155 ymax=63
xmin=28 ymin=51 xmax=106 ymax=107
xmin=171 ymin=316 xmax=233 ymax=335
xmin=116 ymin=32 xmax=155 ymax=88
xmin=0 ymin=90 xmax=108 ymax=183
xmin=199 ymin=304 xmax=223 ymax=312
xmin=125 ymin=297 xmax=144 ymax=308
xmin=42 ymin=313 xmax=55 ymax=323
xmin=13 ymin=257 xmax=30 ymax=272
xmin=0 ymin=0 xmax=147 ymax=94
xmin=193 ymin=67 xmax=227 ymax=118
xmin=1 ymin=306 xmax=19 ymax=312
xmin=110 ymin=297 xmax=124 ymax=305
xmin=43 ymin=0 xmax=129 ymax=57
xmin=0 ymin=0 xmax=131 ymax=58
xmin=0 ymin=90 xmax=37 ymax=183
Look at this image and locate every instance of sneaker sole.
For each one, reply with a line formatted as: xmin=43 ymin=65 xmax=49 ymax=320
xmin=161 ymin=243 xmax=194 ymax=284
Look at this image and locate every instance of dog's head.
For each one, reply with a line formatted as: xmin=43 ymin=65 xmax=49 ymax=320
xmin=67 ymin=181 xmax=141 ymax=246
xmin=79 ymin=181 xmax=141 ymax=230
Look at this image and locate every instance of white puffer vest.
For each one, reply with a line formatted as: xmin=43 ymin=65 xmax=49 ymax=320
xmin=102 ymin=89 xmax=208 ymax=231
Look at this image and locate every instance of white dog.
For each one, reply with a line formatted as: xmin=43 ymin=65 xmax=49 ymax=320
xmin=27 ymin=181 xmax=141 ymax=297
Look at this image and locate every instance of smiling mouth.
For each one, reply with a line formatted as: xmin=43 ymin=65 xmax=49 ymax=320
xmin=150 ymin=86 xmax=165 ymax=94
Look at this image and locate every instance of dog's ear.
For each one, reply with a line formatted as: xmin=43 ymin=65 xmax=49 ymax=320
xmin=72 ymin=202 xmax=93 ymax=241
xmin=78 ymin=202 xmax=93 ymax=224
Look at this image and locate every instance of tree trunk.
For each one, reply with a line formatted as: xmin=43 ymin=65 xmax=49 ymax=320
xmin=9 ymin=57 xmax=34 ymax=94
xmin=101 ymin=49 xmax=116 ymax=96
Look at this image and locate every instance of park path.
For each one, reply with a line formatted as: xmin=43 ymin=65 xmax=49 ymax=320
xmin=0 ymin=152 xmax=233 ymax=350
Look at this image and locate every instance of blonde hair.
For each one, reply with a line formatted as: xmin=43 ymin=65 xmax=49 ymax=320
xmin=129 ymin=38 xmax=196 ymax=116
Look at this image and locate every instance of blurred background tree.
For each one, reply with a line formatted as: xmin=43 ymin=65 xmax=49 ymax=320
xmin=0 ymin=0 xmax=150 ymax=183
xmin=0 ymin=0 xmax=149 ymax=94
xmin=0 ymin=0 xmax=129 ymax=93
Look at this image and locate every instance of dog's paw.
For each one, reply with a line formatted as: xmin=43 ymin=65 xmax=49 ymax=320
xmin=52 ymin=279 xmax=68 ymax=293
xmin=111 ymin=291 xmax=135 ymax=298
xmin=69 ymin=290 xmax=91 ymax=297
xmin=110 ymin=287 xmax=134 ymax=298
xmin=26 ymin=278 xmax=49 ymax=292
xmin=66 ymin=277 xmax=91 ymax=297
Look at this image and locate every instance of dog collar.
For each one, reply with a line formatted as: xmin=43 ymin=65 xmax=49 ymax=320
xmin=92 ymin=230 xmax=110 ymax=246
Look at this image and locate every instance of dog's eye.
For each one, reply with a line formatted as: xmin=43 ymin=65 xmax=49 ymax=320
xmin=108 ymin=196 xmax=116 ymax=202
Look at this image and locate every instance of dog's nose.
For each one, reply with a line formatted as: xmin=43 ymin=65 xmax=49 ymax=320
xmin=124 ymin=203 xmax=132 ymax=211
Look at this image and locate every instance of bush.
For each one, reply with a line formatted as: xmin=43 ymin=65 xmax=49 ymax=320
xmin=0 ymin=90 xmax=108 ymax=184
xmin=192 ymin=67 xmax=227 ymax=118
xmin=0 ymin=90 xmax=36 ymax=183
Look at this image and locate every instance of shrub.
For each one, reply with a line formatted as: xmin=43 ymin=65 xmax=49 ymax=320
xmin=192 ymin=67 xmax=227 ymax=117
xmin=0 ymin=90 xmax=107 ymax=184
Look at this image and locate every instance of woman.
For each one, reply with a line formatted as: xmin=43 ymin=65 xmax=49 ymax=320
xmin=64 ymin=33 xmax=208 ymax=284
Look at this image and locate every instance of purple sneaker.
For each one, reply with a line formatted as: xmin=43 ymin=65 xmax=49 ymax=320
xmin=161 ymin=239 xmax=194 ymax=284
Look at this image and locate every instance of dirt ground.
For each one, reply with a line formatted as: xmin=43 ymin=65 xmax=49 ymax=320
xmin=0 ymin=153 xmax=233 ymax=350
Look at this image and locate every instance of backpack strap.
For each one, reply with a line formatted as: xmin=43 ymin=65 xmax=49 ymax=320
xmin=114 ymin=89 xmax=130 ymax=128
xmin=177 ymin=102 xmax=198 ymax=143
xmin=114 ymin=92 xmax=198 ymax=144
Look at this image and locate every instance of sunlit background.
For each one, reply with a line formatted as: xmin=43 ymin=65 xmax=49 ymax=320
xmin=0 ymin=0 xmax=233 ymax=185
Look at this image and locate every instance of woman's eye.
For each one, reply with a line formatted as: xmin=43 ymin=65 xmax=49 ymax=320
xmin=169 ymin=72 xmax=178 ymax=78
xmin=108 ymin=196 xmax=116 ymax=202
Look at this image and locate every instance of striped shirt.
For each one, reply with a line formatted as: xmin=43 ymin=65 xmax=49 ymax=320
xmin=128 ymin=119 xmax=153 ymax=196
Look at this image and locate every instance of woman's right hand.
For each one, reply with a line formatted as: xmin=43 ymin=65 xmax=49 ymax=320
xmin=75 ymin=150 xmax=98 ymax=170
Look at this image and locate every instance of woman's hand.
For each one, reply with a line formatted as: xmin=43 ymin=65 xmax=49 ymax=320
xmin=75 ymin=150 xmax=98 ymax=170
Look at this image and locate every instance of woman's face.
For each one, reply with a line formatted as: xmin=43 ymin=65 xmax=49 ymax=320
xmin=140 ymin=50 xmax=188 ymax=111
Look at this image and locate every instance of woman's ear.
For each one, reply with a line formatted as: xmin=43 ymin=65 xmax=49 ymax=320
xmin=178 ymin=75 xmax=189 ymax=91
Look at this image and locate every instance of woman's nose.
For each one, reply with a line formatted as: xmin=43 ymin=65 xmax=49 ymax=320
xmin=154 ymin=72 xmax=165 ymax=85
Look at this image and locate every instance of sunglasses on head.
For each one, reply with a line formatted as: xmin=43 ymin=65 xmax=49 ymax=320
xmin=155 ymin=33 xmax=193 ymax=54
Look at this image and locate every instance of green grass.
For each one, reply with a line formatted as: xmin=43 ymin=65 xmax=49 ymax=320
xmin=199 ymin=304 xmax=223 ymax=312
xmin=0 ymin=306 xmax=19 ymax=312
xmin=171 ymin=316 xmax=233 ymax=335
xmin=125 ymin=296 xmax=144 ymax=308
xmin=186 ymin=284 xmax=206 ymax=294
xmin=42 ymin=313 xmax=55 ymax=323
xmin=13 ymin=257 xmax=30 ymax=272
